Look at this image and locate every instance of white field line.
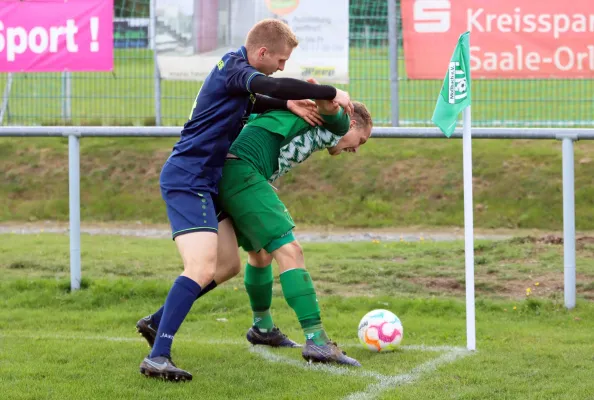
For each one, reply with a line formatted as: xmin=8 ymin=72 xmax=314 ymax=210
xmin=251 ymin=345 xmax=471 ymax=400
xmin=1 ymin=332 xmax=472 ymax=400
xmin=0 ymin=332 xmax=466 ymax=352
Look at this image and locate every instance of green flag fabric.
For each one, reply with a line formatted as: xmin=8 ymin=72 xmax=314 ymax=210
xmin=431 ymin=32 xmax=471 ymax=137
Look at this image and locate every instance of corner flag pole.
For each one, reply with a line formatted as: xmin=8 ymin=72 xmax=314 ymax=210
xmin=430 ymin=31 xmax=475 ymax=351
xmin=463 ymin=105 xmax=476 ymax=351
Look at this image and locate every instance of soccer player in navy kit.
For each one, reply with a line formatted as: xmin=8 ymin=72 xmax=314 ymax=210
xmin=138 ymin=19 xmax=354 ymax=381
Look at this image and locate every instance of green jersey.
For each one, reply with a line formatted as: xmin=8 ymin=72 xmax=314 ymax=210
xmin=229 ymin=109 xmax=350 ymax=179
xmin=269 ymin=126 xmax=343 ymax=182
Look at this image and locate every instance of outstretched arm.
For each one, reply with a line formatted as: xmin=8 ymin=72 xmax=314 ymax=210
xmin=250 ymin=75 xmax=353 ymax=116
xmin=252 ymin=94 xmax=323 ymax=126
xmin=306 ymin=78 xmax=340 ymax=116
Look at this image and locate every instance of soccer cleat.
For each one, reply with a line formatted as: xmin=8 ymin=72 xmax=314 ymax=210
xmin=302 ymin=339 xmax=362 ymax=367
xmin=246 ymin=325 xmax=301 ymax=348
xmin=136 ymin=315 xmax=157 ymax=348
xmin=139 ymin=356 xmax=192 ymax=382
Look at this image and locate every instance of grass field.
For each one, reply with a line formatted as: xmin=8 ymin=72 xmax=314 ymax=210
xmin=2 ymin=48 xmax=594 ymax=127
xmin=1 ymin=233 xmax=594 ymax=399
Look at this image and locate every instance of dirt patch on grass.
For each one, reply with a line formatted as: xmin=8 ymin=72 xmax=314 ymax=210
xmin=510 ymin=235 xmax=594 ymax=249
xmin=314 ymin=272 xmax=593 ymax=300
xmin=405 ymin=272 xmax=594 ymax=300
xmin=412 ymin=277 xmax=464 ymax=293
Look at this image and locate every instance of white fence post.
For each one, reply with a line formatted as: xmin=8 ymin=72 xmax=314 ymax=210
xmin=67 ymin=132 xmax=81 ymax=291
xmin=387 ymin=0 xmax=399 ymax=127
xmin=558 ymin=134 xmax=578 ymax=309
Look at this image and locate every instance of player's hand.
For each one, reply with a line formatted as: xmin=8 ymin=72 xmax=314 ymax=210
xmin=287 ymin=99 xmax=324 ymax=126
xmin=333 ymin=88 xmax=354 ymax=117
xmin=306 ymin=78 xmax=340 ymax=115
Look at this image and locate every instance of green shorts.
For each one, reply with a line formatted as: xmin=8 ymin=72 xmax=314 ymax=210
xmin=218 ymin=159 xmax=296 ymax=253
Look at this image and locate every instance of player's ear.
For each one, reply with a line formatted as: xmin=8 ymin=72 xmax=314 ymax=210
xmin=349 ymin=119 xmax=357 ymax=128
xmin=258 ymin=47 xmax=267 ymax=60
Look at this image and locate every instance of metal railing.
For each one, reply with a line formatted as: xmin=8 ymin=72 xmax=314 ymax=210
xmin=1 ymin=125 xmax=591 ymax=310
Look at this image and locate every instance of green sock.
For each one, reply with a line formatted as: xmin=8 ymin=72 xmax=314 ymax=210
xmin=280 ymin=268 xmax=329 ymax=345
xmin=244 ymin=263 xmax=274 ymax=332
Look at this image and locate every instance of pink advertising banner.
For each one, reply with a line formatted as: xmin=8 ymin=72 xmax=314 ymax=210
xmin=0 ymin=0 xmax=113 ymax=72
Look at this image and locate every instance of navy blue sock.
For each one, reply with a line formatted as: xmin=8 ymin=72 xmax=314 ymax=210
xmin=150 ymin=280 xmax=217 ymax=327
xmin=150 ymin=276 xmax=202 ymax=358
xmin=198 ymin=280 xmax=217 ymax=299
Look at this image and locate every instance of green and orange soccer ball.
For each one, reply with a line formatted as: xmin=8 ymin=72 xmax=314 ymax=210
xmin=358 ymin=309 xmax=404 ymax=352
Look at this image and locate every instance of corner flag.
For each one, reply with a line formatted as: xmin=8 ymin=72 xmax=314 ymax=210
xmin=432 ymin=32 xmax=476 ymax=352
xmin=431 ymin=31 xmax=471 ymax=137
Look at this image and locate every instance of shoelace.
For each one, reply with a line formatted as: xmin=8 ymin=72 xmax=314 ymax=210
xmin=165 ymin=357 xmax=177 ymax=367
xmin=272 ymin=327 xmax=288 ymax=339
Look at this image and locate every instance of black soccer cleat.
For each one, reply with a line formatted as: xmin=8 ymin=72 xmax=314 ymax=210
xmin=139 ymin=356 xmax=192 ymax=382
xmin=302 ymin=339 xmax=362 ymax=367
xmin=246 ymin=325 xmax=301 ymax=348
xmin=136 ymin=315 xmax=157 ymax=348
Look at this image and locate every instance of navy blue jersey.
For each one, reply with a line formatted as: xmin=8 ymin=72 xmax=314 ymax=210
xmin=166 ymin=46 xmax=263 ymax=191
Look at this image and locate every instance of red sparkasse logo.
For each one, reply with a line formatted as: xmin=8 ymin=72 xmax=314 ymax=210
xmin=413 ymin=0 xmax=451 ymax=33
xmin=401 ymin=0 xmax=594 ymax=79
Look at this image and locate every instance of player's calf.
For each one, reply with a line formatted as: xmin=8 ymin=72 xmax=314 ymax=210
xmin=273 ymin=240 xmax=362 ymax=366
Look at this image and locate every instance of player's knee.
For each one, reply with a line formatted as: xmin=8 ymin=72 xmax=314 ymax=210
xmin=176 ymin=232 xmax=218 ymax=284
xmin=248 ymin=251 xmax=273 ymax=267
xmin=290 ymin=241 xmax=304 ymax=260
xmin=184 ymin=255 xmax=217 ymax=282
xmin=278 ymin=240 xmax=304 ymax=264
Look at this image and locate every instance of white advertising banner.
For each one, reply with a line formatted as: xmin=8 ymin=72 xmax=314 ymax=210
xmin=155 ymin=0 xmax=349 ymax=83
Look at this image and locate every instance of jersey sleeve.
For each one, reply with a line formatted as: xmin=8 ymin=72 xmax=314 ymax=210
xmin=320 ymin=108 xmax=350 ymax=136
xmin=225 ymin=57 xmax=264 ymax=94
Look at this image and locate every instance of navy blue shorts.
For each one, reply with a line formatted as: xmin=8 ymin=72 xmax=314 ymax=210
xmin=160 ymin=162 xmax=221 ymax=239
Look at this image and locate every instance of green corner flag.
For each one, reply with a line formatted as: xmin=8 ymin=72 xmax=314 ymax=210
xmin=431 ymin=32 xmax=471 ymax=137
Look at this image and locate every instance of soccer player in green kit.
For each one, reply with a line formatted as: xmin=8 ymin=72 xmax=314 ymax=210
xmin=136 ymin=19 xmax=354 ymax=381
xmin=217 ymin=91 xmax=373 ymax=367
xmin=136 ymin=82 xmax=372 ymax=367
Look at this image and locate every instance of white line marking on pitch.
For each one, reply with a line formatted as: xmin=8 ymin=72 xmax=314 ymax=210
xmin=0 ymin=332 xmax=244 ymax=345
xmin=1 ymin=332 xmax=472 ymax=399
xmin=0 ymin=332 xmax=465 ymax=353
xmin=250 ymin=345 xmax=471 ymax=400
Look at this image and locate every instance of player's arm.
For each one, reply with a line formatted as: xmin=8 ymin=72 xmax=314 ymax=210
xmin=316 ymin=100 xmax=340 ymax=116
xmin=226 ymin=59 xmax=336 ymax=101
xmin=250 ymin=76 xmax=335 ymax=100
xmin=226 ymin=57 xmax=352 ymax=114
xmin=250 ymin=76 xmax=353 ymax=116
xmin=252 ymin=76 xmax=351 ymax=126
xmin=320 ymin=107 xmax=350 ymax=136
xmin=251 ymin=94 xmax=323 ymax=126
xmin=226 ymin=59 xmax=341 ymax=125
xmin=306 ymin=79 xmax=350 ymax=136
xmin=252 ymin=94 xmax=287 ymax=113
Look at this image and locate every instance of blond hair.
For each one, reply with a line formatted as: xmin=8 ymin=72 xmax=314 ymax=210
xmin=352 ymin=101 xmax=373 ymax=129
xmin=245 ymin=19 xmax=299 ymax=53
